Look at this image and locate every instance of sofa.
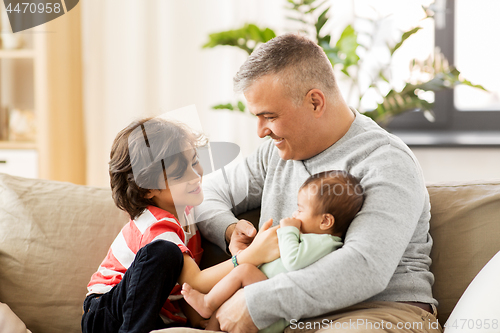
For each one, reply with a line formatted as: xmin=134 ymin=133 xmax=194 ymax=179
xmin=0 ymin=172 xmax=499 ymax=333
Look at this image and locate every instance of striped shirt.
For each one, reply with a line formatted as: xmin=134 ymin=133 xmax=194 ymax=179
xmin=87 ymin=205 xmax=203 ymax=323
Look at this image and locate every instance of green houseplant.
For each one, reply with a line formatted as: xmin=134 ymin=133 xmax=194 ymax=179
xmin=203 ymin=0 xmax=484 ymax=127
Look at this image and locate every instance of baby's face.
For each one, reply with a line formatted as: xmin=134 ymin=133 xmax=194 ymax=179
xmin=292 ymin=186 xmax=323 ymax=234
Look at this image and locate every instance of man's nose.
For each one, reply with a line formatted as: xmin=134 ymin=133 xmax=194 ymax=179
xmin=257 ymin=118 xmax=271 ymax=138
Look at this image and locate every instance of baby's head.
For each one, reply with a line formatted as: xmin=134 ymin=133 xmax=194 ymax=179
xmin=109 ymin=117 xmax=207 ymax=220
xmin=293 ymin=170 xmax=364 ymax=239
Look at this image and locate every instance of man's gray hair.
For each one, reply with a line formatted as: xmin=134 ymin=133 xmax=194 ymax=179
xmin=233 ymin=33 xmax=337 ymax=105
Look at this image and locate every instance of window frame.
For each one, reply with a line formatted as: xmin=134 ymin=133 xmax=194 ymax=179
xmin=387 ymin=0 xmax=500 ymax=146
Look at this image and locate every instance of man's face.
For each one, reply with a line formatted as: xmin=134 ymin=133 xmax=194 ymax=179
xmin=244 ymin=75 xmax=317 ymax=161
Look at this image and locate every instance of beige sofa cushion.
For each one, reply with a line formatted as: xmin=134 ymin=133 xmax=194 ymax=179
xmin=0 ymin=173 xmax=128 ymax=333
xmin=428 ymin=180 xmax=500 ymax=325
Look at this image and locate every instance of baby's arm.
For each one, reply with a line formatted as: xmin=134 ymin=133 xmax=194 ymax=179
xmin=278 ymin=219 xmax=341 ymax=272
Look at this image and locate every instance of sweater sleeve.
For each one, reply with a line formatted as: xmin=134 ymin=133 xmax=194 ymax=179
xmin=194 ymin=140 xmax=272 ymax=251
xmin=245 ymin=145 xmax=428 ymax=329
xmin=278 ymin=227 xmax=343 ymax=272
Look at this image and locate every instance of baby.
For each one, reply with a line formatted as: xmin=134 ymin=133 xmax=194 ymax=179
xmin=182 ymin=170 xmax=364 ymax=332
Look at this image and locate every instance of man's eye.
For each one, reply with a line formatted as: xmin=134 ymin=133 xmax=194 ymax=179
xmin=265 ymin=117 xmax=275 ymax=121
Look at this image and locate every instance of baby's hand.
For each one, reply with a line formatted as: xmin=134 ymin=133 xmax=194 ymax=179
xmin=280 ymin=217 xmax=301 ymax=229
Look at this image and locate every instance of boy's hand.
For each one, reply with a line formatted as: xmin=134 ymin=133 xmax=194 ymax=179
xmin=226 ymin=220 xmax=257 ymax=255
xmin=280 ymin=217 xmax=302 ymax=229
xmin=241 ymin=218 xmax=280 ymax=265
xmin=0 ymin=303 xmax=29 ymax=333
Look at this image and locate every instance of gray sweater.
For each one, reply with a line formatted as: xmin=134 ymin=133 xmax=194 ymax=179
xmin=195 ymin=109 xmax=436 ymax=329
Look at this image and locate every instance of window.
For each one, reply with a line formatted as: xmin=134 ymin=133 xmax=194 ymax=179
xmin=388 ymin=0 xmax=500 ymax=146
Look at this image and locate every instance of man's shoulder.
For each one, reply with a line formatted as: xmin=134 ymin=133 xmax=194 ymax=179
xmin=342 ymin=112 xmax=417 ymax=164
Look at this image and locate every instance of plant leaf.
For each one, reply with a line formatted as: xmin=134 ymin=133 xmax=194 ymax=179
xmin=423 ymin=109 xmax=436 ymax=122
xmin=212 ymin=103 xmax=234 ymax=111
xmin=237 ymin=101 xmax=246 ymax=112
xmin=286 ymin=16 xmax=308 ymax=24
xmin=306 ymin=0 xmax=328 ymax=13
xmin=203 ymin=24 xmax=276 ymax=55
xmin=315 ymin=7 xmax=330 ymax=35
xmin=335 ymin=25 xmax=360 ymax=69
xmin=390 ymin=27 xmax=422 ymax=55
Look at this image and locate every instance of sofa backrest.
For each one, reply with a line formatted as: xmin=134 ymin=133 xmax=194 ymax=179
xmin=427 ymin=180 xmax=500 ymax=325
xmin=0 ymin=173 xmax=129 ymax=333
xmin=1 ymin=172 xmax=499 ymax=332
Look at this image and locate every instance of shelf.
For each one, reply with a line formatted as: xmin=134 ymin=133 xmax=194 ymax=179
xmin=392 ymin=131 xmax=500 ymax=147
xmin=0 ymin=141 xmax=37 ymax=149
xmin=0 ymin=49 xmax=35 ymax=59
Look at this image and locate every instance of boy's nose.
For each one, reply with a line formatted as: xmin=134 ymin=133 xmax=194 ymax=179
xmin=187 ymin=173 xmax=201 ymax=184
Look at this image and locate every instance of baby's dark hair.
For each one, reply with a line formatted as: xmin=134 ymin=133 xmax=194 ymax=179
xmin=109 ymin=117 xmax=207 ymax=219
xmin=300 ymin=170 xmax=364 ymax=239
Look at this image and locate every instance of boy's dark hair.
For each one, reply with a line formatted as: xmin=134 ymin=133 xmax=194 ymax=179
xmin=109 ymin=117 xmax=207 ymax=219
xmin=300 ymin=170 xmax=364 ymax=239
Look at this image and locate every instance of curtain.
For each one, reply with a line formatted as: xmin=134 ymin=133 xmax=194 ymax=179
xmin=81 ymin=0 xmax=285 ymax=186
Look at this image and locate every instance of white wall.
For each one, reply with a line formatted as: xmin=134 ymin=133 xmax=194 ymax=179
xmin=81 ymin=0 xmax=500 ymax=187
xmin=411 ymin=148 xmax=500 ymax=184
xmin=82 ymin=0 xmax=285 ymax=187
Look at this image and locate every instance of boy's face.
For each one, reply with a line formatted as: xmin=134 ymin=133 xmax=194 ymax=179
xmin=292 ymin=186 xmax=324 ymax=234
xmin=150 ymin=147 xmax=204 ymax=215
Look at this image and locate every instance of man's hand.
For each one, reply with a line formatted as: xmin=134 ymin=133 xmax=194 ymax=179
xmin=280 ymin=217 xmax=302 ymax=229
xmin=226 ymin=220 xmax=257 ymax=255
xmin=216 ymin=289 xmax=258 ymax=333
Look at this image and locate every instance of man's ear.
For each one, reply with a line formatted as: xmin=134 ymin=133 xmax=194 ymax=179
xmin=306 ymin=89 xmax=326 ymax=118
xmin=320 ymin=213 xmax=335 ymax=230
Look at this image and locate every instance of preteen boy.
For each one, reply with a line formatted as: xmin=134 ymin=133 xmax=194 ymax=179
xmin=82 ymin=117 xmax=279 ymax=333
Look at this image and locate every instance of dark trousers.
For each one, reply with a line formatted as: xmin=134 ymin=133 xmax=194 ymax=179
xmin=82 ymin=240 xmax=184 ymax=333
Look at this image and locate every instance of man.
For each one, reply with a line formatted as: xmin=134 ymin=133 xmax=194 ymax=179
xmin=195 ymin=33 xmax=442 ymax=333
